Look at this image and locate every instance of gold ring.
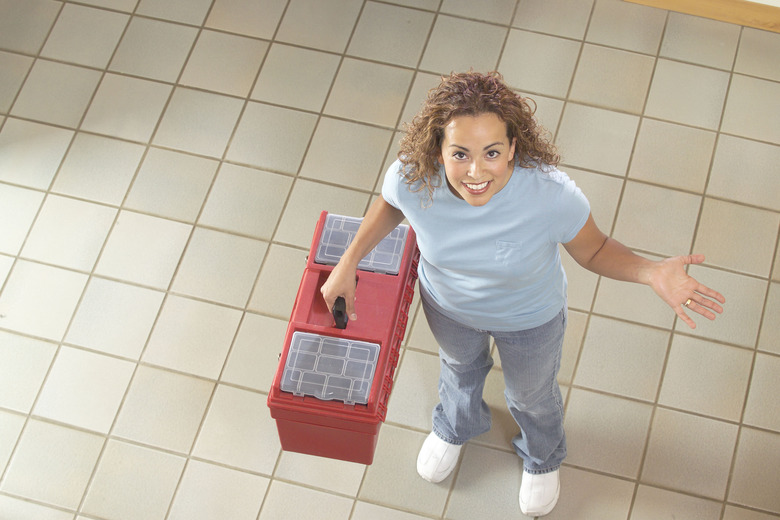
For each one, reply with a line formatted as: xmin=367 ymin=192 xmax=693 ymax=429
xmin=683 ymin=298 xmax=692 ymax=307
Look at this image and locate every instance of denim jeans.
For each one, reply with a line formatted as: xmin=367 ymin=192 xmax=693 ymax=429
xmin=420 ymin=287 xmax=567 ymax=474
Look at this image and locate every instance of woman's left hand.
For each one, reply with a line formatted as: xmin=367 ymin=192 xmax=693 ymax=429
xmin=647 ymin=254 xmax=725 ymax=329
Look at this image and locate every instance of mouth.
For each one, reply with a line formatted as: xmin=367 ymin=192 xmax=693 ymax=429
xmin=462 ymin=180 xmax=491 ymax=195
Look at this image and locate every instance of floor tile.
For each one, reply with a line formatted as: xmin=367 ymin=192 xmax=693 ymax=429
xmin=113 ymin=365 xmax=214 ymax=453
xmin=0 ymin=51 xmax=32 ymax=113
xmin=348 ymin=2 xmax=433 ymax=67
xmin=275 ymin=450 xmax=366 ymax=496
xmin=251 ymin=43 xmax=340 ymax=112
xmin=585 ymin=0 xmax=666 ymax=54
xmin=11 ymin=60 xmax=101 ymax=128
xmin=645 ymin=59 xmax=730 ymax=130
xmin=199 ymin=164 xmax=292 ymax=240
xmin=556 ymin=103 xmax=639 ymax=176
xmin=723 ymin=505 xmax=780 ymax=520
xmin=325 ymin=59 xmax=414 ymax=127
xmin=153 ymin=87 xmax=244 ymax=158
xmin=0 ymin=0 xmax=60 ymax=54
xmin=360 ymin=425 xmax=450 ymax=517
xmin=21 ymin=195 xmax=116 ymax=271
xmin=612 ymin=182 xmax=700 ymax=257
xmin=630 ymin=485 xmax=722 ymax=520
xmin=722 ymin=74 xmax=780 ymax=145
xmin=227 ymin=102 xmax=318 ymax=174
xmin=82 ymin=439 xmax=186 ymax=520
xmin=40 ymin=4 xmax=128 ymax=68
xmin=658 ymin=334 xmax=752 ymax=421
xmin=82 ymin=73 xmax=173 ymax=143
xmin=171 ymin=228 xmax=266 ymax=307
xmin=758 ymin=283 xmax=780 ymax=354
xmin=512 ymin=0 xmax=593 ymax=39
xmin=660 ymin=12 xmax=740 ymax=70
xmin=124 ymin=147 xmax=218 ymax=222
xmin=247 ymin=243 xmax=307 ymax=318
xmin=221 ymin=313 xmax=288 ymax=391
xmin=561 ymin=249 xmax=600 ymax=311
xmin=693 ymin=198 xmax=778 ymax=277
xmin=137 ymin=0 xmax=213 ymax=26
xmin=570 ymin=44 xmax=655 ymax=113
xmin=0 ymin=182 xmax=44 ymax=256
xmin=728 ymin=427 xmax=780 ymax=514
xmin=192 ymin=384 xmax=281 ymax=474
xmin=300 ymin=118 xmax=393 ymax=191
xmin=593 ymin=254 xmax=675 ymax=329
xmin=445 ymin=444 xmax=522 ymax=520
xmin=405 ymin=304 xmax=442 ymax=354
xmin=76 ymin=0 xmax=137 ymax=12
xmin=708 ymin=135 xmax=780 ymax=211
xmin=180 ymin=30 xmax=268 ymax=97
xmin=734 ymin=28 xmax=780 ymax=82
xmin=642 ymin=408 xmax=738 ymax=499
xmin=628 ymin=119 xmax=716 ymax=192
xmin=66 ymin=277 xmax=164 ymax=359
xmin=565 ymin=168 xmax=623 ymax=233
xmin=258 ymin=480 xmax=354 ymax=520
xmin=565 ymin=389 xmax=652 ymax=478
xmin=441 ymin=0 xmax=516 ymax=24
xmin=52 ymin=133 xmax=145 ymax=206
xmin=95 ymin=210 xmax=191 ymax=289
xmin=168 ymin=460 xmax=268 ymax=520
xmin=109 ymin=17 xmax=196 ymax=82
xmin=386 ymin=349 xmax=440 ymax=431
xmin=0 ymin=119 xmax=73 ymax=190
xmin=1 ymin=419 xmax=104 ymax=510
xmin=400 ymin=72 xmax=446 ymax=130
xmin=143 ymin=295 xmax=242 ymax=379
xmin=743 ymin=352 xmax=780 ymax=432
xmin=0 ymin=411 xmax=24 ymax=484
xmin=679 ymin=265 xmax=766 ymax=348
xmin=273 ymin=179 xmax=370 ymax=248
xmin=499 ymin=30 xmax=581 ymax=98
xmin=0 ymin=496 xmax=74 ymax=520
xmin=0 ymin=260 xmax=88 ymax=340
xmin=574 ymin=316 xmax=669 ymax=401
xmin=352 ymin=502 xmax=432 ymax=520
xmin=421 ymin=15 xmax=506 ymax=74
xmin=275 ymin=0 xmax=362 ymax=53
xmin=33 ymin=346 xmax=135 ymax=433
xmin=205 ymin=0 xmax=286 ymax=39
xmin=544 ymin=466 xmax=634 ymax=520
xmin=0 ymin=331 xmax=56 ymax=412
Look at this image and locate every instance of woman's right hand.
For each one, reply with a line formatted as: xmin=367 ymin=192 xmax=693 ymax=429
xmin=320 ymin=261 xmax=359 ymax=321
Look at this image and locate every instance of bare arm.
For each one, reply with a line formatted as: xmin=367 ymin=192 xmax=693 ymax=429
xmin=320 ymin=196 xmax=405 ymax=320
xmin=563 ymin=214 xmax=725 ymax=328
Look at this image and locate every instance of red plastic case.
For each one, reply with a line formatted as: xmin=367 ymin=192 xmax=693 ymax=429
xmin=267 ymin=211 xmax=419 ymax=464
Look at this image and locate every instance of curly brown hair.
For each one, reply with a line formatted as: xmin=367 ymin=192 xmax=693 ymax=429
xmin=398 ymin=71 xmax=559 ymax=203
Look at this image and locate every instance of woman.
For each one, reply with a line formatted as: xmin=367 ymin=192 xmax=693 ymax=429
xmin=321 ymin=71 xmax=724 ymax=516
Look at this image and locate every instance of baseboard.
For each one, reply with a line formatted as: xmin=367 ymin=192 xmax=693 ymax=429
xmin=624 ymin=0 xmax=780 ymax=33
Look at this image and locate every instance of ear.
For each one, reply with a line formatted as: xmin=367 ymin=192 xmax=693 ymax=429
xmin=509 ymin=137 xmax=517 ymax=161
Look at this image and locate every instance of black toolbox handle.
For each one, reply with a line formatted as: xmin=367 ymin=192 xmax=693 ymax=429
xmin=333 ymin=296 xmax=348 ymax=329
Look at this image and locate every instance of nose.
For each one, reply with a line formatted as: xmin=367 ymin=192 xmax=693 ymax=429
xmin=467 ymin=159 xmax=480 ymax=178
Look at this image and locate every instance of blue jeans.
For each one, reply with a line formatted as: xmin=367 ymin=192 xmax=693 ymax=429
xmin=420 ymin=288 xmax=567 ymax=474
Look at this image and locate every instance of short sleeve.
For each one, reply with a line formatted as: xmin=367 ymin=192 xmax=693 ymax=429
xmin=381 ymin=160 xmax=403 ymax=210
xmin=550 ymin=169 xmax=591 ymax=244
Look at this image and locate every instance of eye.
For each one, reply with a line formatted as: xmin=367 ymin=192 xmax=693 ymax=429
xmin=486 ymin=150 xmax=501 ymax=159
xmin=452 ymin=151 xmax=467 ymax=160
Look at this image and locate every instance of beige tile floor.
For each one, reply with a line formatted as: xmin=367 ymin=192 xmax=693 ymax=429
xmin=1 ymin=0 xmax=779 ymax=518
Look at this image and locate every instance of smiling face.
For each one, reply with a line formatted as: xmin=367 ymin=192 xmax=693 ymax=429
xmin=438 ymin=112 xmax=517 ymax=206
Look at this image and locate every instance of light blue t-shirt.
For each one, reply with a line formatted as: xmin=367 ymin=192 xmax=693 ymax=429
xmin=382 ymin=159 xmax=590 ymax=331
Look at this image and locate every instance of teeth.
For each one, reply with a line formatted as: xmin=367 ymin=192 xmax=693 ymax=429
xmin=465 ymin=181 xmax=489 ymax=190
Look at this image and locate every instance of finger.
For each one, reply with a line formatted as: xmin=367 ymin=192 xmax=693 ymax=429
xmin=675 ymin=306 xmax=697 ymax=329
xmin=694 ymin=294 xmax=724 ymax=314
xmin=696 ymin=284 xmax=726 ymax=304
xmin=682 ymin=254 xmax=706 ymax=266
xmin=689 ymin=300 xmax=717 ymax=321
xmin=345 ymin=294 xmax=357 ymax=321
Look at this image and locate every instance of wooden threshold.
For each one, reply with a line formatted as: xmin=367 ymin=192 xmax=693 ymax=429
xmin=624 ymin=0 xmax=780 ymax=33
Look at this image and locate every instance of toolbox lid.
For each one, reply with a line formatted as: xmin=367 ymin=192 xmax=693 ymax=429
xmin=315 ymin=213 xmax=409 ymax=274
xmin=280 ymin=331 xmax=380 ymax=405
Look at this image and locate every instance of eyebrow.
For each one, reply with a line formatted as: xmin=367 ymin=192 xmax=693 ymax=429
xmin=449 ymin=142 xmax=504 ymax=152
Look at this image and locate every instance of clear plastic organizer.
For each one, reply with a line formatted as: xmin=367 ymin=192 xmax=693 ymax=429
xmin=315 ymin=213 xmax=409 ymax=275
xmin=280 ymin=331 xmax=380 ymax=405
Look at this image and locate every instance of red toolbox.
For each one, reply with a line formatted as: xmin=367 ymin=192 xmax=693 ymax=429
xmin=267 ymin=211 xmax=419 ymax=464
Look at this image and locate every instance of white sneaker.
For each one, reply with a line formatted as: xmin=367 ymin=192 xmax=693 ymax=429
xmin=519 ymin=469 xmax=560 ymax=516
xmin=416 ymin=432 xmax=462 ymax=483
